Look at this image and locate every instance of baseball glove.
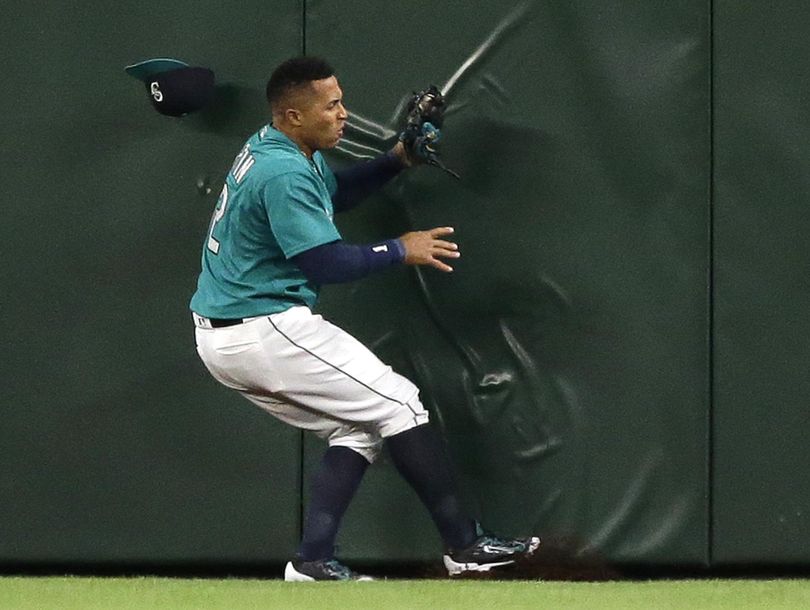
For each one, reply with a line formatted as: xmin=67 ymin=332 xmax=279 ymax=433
xmin=399 ymin=85 xmax=459 ymax=178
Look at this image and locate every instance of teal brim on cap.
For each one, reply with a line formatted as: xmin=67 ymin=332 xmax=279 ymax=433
xmin=125 ymin=58 xmax=189 ymax=81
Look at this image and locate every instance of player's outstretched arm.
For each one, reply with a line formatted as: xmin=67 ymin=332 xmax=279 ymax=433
xmin=331 ymin=150 xmax=407 ymax=213
xmin=292 ymin=227 xmax=459 ymax=284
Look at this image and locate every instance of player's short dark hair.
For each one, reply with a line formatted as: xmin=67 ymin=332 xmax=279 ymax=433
xmin=266 ymin=56 xmax=335 ymax=111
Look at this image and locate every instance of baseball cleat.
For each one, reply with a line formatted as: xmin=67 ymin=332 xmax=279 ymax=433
xmin=284 ymin=558 xmax=374 ymax=582
xmin=443 ymin=534 xmax=541 ymax=576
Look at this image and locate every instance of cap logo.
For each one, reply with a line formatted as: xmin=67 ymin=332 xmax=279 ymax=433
xmin=126 ymin=59 xmax=214 ymax=116
xmin=150 ymin=81 xmax=164 ymax=102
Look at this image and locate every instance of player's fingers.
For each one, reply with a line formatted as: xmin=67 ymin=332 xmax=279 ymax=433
xmin=429 ymin=256 xmax=454 ymax=272
xmin=432 ymin=239 xmax=459 ymax=251
xmin=432 ymin=246 xmax=460 ymax=259
xmin=429 ymin=226 xmax=455 ymax=238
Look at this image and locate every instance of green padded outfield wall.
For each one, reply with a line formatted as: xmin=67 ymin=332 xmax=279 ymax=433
xmin=712 ymin=2 xmax=810 ymax=565
xmin=3 ymin=0 xmax=807 ymax=571
xmin=0 ymin=1 xmax=304 ymax=565
xmin=308 ymin=0 xmax=710 ymax=565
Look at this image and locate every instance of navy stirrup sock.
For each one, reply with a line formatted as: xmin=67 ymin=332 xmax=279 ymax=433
xmin=298 ymin=446 xmax=369 ymax=561
xmin=385 ymin=423 xmax=477 ymax=551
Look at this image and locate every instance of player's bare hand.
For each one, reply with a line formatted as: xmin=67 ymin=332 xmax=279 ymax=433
xmin=399 ymin=227 xmax=460 ymax=272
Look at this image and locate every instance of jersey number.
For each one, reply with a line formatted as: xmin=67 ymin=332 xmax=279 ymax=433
xmin=206 ymin=184 xmax=228 ymax=254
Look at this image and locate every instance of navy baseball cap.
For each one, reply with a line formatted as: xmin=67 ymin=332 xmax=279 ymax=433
xmin=125 ymin=58 xmax=215 ymax=117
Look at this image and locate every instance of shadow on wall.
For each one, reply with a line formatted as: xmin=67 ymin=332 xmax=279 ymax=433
xmin=402 ymin=119 xmax=589 ymax=542
xmin=187 ymin=84 xmax=267 ymax=138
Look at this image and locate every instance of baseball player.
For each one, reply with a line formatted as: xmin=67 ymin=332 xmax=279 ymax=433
xmin=190 ymin=57 xmax=539 ymax=581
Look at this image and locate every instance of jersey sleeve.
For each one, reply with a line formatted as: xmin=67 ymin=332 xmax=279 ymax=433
xmin=262 ymin=170 xmax=342 ymax=259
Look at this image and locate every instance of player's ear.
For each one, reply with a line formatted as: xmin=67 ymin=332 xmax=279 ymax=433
xmin=285 ymin=107 xmax=303 ymax=126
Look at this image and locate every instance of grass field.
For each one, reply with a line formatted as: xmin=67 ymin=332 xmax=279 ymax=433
xmin=1 ymin=577 xmax=809 ymax=609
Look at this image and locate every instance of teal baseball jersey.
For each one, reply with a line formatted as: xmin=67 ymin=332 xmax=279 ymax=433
xmin=190 ymin=125 xmax=340 ymax=318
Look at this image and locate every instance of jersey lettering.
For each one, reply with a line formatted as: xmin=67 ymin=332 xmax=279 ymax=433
xmin=206 ymin=184 xmax=228 ymax=254
xmin=230 ymin=144 xmax=256 ymax=184
xmin=206 ymin=145 xmax=258 ymax=255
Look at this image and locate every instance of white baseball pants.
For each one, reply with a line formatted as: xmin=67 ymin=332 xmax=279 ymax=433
xmin=193 ymin=306 xmax=429 ymax=462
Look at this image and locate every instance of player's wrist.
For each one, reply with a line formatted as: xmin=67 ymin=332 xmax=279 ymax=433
xmin=390 ymin=142 xmax=412 ymax=168
xmin=390 ymin=238 xmax=407 ymax=263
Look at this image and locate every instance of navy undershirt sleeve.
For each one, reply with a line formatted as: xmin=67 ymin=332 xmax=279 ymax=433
xmin=332 ymin=151 xmax=406 ymax=213
xmin=292 ymin=239 xmax=406 ymax=284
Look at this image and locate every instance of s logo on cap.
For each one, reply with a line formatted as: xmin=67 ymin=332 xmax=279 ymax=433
xmin=126 ymin=58 xmax=214 ymax=116
xmin=150 ymin=82 xmax=163 ymax=102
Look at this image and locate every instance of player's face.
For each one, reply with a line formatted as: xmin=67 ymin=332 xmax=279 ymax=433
xmin=299 ymin=76 xmax=347 ymax=154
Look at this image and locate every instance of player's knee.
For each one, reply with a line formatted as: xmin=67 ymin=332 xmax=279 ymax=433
xmin=377 ymin=402 xmax=430 ymax=438
xmin=327 ymin=426 xmax=384 ymax=463
xmin=330 ymin=441 xmax=381 ymax=464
